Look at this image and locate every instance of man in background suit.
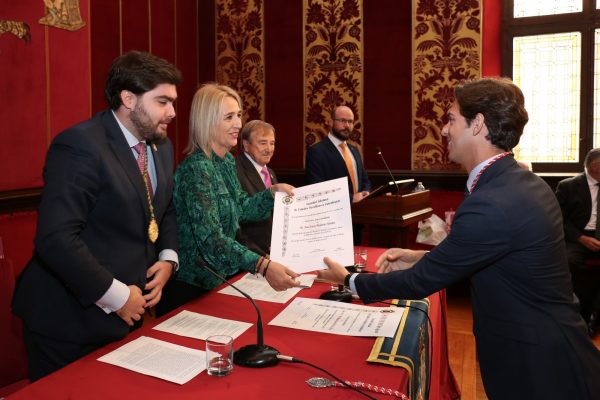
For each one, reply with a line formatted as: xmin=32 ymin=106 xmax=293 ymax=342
xmin=555 ymin=148 xmax=600 ymax=336
xmin=235 ymin=120 xmax=278 ymax=255
xmin=12 ymin=51 xmax=180 ymax=381
xmin=306 ymin=105 xmax=371 ymax=244
xmin=319 ymin=78 xmax=600 ymax=399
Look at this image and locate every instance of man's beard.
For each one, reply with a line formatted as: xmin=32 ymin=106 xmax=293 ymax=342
xmin=130 ymin=103 xmax=166 ymax=141
xmin=331 ymin=127 xmax=350 ymax=141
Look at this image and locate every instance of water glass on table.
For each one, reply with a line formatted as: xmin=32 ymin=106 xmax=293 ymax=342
xmin=354 ymin=248 xmax=368 ymax=272
xmin=206 ymin=335 xmax=233 ymax=376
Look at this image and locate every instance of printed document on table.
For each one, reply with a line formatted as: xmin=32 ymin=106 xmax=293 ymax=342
xmin=270 ymin=177 xmax=354 ymax=273
xmin=268 ymin=297 xmax=405 ymax=338
xmin=97 ymin=336 xmax=205 ymax=385
xmin=153 ymin=310 xmax=252 ymax=341
xmin=218 ymin=273 xmax=317 ymax=303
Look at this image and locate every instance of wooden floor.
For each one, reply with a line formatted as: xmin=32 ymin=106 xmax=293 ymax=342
xmin=445 ymin=294 xmax=600 ymax=400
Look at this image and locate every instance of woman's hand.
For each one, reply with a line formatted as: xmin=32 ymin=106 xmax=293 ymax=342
xmin=264 ymin=261 xmax=300 ymax=291
xmin=270 ymin=183 xmax=295 ymax=197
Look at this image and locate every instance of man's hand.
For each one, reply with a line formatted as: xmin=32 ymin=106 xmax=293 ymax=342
xmin=352 ymin=191 xmax=369 ymax=203
xmin=375 ymin=248 xmax=427 ymax=273
xmin=116 ymin=285 xmax=146 ymax=326
xmin=317 ymin=257 xmax=350 ymax=285
xmin=264 ymin=261 xmax=300 ymax=291
xmin=144 ymin=260 xmax=174 ymax=307
xmin=578 ymin=235 xmax=600 ymax=252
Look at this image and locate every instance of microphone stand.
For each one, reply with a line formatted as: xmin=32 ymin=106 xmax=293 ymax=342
xmin=375 ymin=146 xmax=401 ymax=193
xmin=196 ymin=258 xmax=279 ymax=368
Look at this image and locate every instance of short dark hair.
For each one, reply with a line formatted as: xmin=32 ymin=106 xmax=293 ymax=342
xmin=454 ymin=77 xmax=529 ymax=151
xmin=584 ymin=148 xmax=600 ymax=168
xmin=104 ymin=50 xmax=182 ymax=110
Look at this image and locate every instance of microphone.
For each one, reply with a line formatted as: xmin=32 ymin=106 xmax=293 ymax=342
xmin=375 ymin=146 xmax=401 ymax=193
xmin=196 ymin=258 xmax=279 ymax=368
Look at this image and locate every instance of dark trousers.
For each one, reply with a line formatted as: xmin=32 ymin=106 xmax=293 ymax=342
xmin=155 ymin=279 xmax=207 ymax=318
xmin=23 ymin=318 xmax=143 ymax=381
xmin=23 ymin=324 xmax=100 ymax=382
xmin=566 ymin=239 xmax=600 ymax=319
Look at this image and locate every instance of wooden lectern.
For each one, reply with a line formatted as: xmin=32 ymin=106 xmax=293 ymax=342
xmin=351 ymin=190 xmax=433 ymax=248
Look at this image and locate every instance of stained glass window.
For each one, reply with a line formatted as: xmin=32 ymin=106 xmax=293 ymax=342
xmin=513 ymin=1 xmax=581 ymax=18
xmin=513 ymin=33 xmax=581 ymax=162
xmin=506 ymin=1 xmax=600 ymax=171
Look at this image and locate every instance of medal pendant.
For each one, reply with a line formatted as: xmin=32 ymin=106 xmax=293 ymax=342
xmin=148 ymin=218 xmax=159 ymax=243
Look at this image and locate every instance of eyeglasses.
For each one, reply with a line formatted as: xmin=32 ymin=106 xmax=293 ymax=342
xmin=333 ymin=118 xmax=354 ymax=125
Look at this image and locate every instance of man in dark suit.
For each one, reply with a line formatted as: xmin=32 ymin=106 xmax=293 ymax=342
xmin=12 ymin=51 xmax=180 ymax=381
xmin=555 ymin=148 xmax=600 ymax=336
xmin=319 ymin=78 xmax=600 ymax=399
xmin=235 ymin=120 xmax=278 ymax=255
xmin=306 ymin=105 xmax=371 ymax=244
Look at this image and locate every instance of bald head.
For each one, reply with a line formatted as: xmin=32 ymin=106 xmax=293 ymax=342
xmin=330 ymin=105 xmax=355 ymax=141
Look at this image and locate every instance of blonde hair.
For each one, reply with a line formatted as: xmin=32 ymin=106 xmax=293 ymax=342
xmin=185 ymin=83 xmax=243 ymax=157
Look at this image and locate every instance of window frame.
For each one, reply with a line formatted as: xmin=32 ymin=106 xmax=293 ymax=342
xmin=502 ymin=0 xmax=600 ymax=172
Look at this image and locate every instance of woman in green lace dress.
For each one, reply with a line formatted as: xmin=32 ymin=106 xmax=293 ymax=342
xmin=157 ymin=84 xmax=300 ymax=315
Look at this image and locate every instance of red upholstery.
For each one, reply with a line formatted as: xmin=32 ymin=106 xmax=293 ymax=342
xmin=0 ymin=255 xmax=29 ymax=394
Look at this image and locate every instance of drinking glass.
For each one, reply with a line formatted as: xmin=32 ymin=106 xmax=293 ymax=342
xmin=354 ymin=248 xmax=368 ymax=272
xmin=206 ymin=335 xmax=233 ymax=376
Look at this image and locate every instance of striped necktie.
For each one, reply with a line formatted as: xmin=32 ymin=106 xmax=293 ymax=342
xmin=133 ymin=142 xmax=153 ymax=199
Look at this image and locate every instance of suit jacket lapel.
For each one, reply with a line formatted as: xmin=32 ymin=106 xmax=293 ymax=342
xmin=101 ymin=111 xmax=150 ymax=220
xmin=472 ymin=155 xmax=515 ymax=190
xmin=240 ymin=154 xmax=267 ymax=192
xmin=348 ymin=143 xmax=364 ymax=189
xmin=150 ymin=142 xmax=166 ymax=207
xmin=576 ymin=173 xmax=592 ymax=213
xmin=268 ymin=166 xmax=278 ymax=185
xmin=323 ymin=137 xmax=347 ymax=172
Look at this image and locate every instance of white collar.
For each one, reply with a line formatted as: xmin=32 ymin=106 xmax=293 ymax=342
xmin=466 ymin=154 xmax=499 ymax=193
xmin=111 ymin=110 xmax=143 ymax=148
xmin=327 ymin=133 xmax=346 ymax=147
xmin=244 ymin=151 xmax=266 ymax=175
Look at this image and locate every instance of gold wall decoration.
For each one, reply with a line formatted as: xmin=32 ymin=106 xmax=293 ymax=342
xmin=411 ymin=0 xmax=481 ymax=170
xmin=39 ymin=0 xmax=85 ymax=31
xmin=0 ymin=20 xmax=31 ymax=43
xmin=303 ymin=0 xmax=364 ymax=158
xmin=215 ymin=0 xmax=265 ymax=122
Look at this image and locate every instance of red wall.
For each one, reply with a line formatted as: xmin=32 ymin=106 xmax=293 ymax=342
xmin=89 ymin=0 xmax=199 ymax=164
xmin=0 ymin=1 xmax=90 ymax=191
xmin=482 ymin=0 xmax=502 ymax=77
xmin=0 ymin=0 xmax=200 ymax=268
